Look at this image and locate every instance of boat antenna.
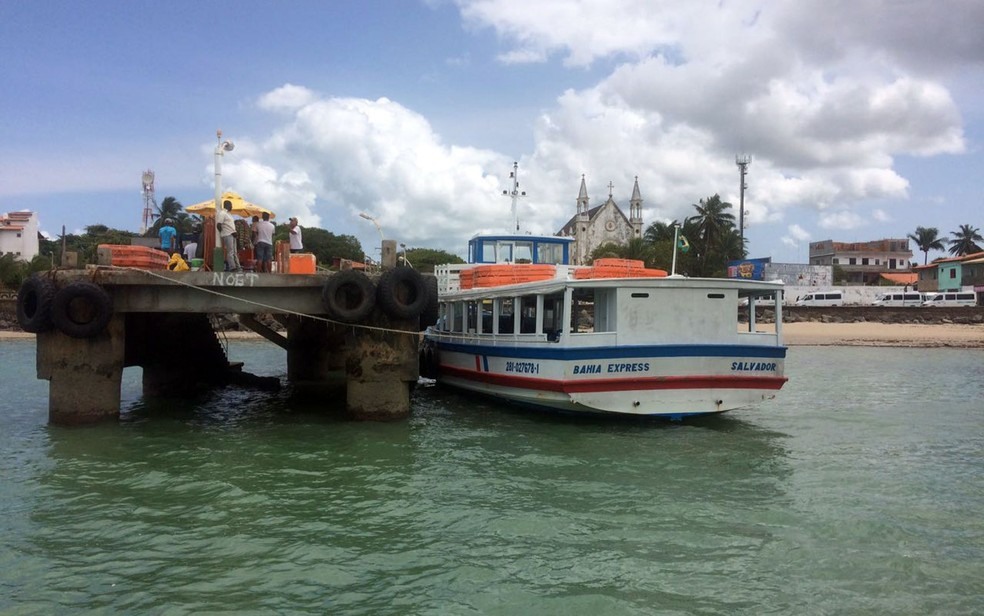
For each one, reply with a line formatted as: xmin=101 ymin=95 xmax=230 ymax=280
xmin=502 ymin=161 xmax=526 ymax=232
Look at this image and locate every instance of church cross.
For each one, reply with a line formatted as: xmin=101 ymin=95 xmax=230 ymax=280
xmin=607 ymin=181 xmax=614 ymax=197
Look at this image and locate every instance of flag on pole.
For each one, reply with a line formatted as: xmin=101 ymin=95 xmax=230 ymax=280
xmin=678 ymin=235 xmax=690 ymax=253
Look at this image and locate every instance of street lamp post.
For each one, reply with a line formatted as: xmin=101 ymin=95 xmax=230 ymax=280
xmin=359 ymin=212 xmax=384 ymax=243
xmin=399 ymin=243 xmax=413 ymax=268
xmin=213 ymin=130 xmax=235 ymax=271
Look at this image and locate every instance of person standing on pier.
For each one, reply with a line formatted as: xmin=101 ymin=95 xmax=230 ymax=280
xmin=254 ymin=212 xmax=275 ymax=273
xmin=217 ymin=200 xmax=241 ymax=271
xmin=289 ymin=217 xmax=303 ymax=254
xmin=158 ymin=218 xmax=178 ymax=255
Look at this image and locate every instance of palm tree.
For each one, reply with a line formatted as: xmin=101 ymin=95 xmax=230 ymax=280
xmin=947 ymin=224 xmax=983 ymax=256
xmin=147 ymin=196 xmax=186 ymax=235
xmin=907 ymin=226 xmax=946 ymax=264
xmin=644 ymin=220 xmax=679 ymax=243
xmin=687 ymin=194 xmax=736 ymax=273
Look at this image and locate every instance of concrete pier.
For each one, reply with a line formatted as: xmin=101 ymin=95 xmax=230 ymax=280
xmin=30 ymin=268 xmax=423 ymax=424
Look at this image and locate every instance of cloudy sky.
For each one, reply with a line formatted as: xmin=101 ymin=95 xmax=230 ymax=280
xmin=2 ymin=0 xmax=981 ymax=263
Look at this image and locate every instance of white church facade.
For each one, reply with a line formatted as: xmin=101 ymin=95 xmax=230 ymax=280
xmin=556 ymin=176 xmax=644 ymax=265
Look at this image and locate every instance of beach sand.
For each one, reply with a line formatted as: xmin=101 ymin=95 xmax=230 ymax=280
xmin=779 ymin=321 xmax=983 ymax=348
xmin=2 ymin=322 xmax=981 ymax=347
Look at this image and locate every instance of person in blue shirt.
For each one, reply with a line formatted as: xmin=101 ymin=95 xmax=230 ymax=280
xmin=158 ymin=219 xmax=178 ymax=254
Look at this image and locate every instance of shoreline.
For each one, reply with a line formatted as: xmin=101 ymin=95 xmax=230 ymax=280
xmin=1 ymin=322 xmax=980 ymax=348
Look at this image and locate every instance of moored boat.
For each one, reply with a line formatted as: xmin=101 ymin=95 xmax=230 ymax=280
xmin=423 ymin=249 xmax=787 ymax=419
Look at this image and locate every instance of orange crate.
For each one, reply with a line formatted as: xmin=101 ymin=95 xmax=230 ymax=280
xmin=288 ymin=253 xmax=316 ymax=274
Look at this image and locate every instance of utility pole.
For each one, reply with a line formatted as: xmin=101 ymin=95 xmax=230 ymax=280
xmin=736 ymin=154 xmax=751 ymax=249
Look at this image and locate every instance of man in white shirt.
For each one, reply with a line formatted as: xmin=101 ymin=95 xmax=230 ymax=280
xmin=217 ymin=200 xmax=241 ymax=271
xmin=289 ymin=217 xmax=303 ymax=253
xmin=254 ymin=212 xmax=276 ymax=273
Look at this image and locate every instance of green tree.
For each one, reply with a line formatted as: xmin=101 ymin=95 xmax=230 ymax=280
xmin=42 ymin=225 xmax=137 ymax=267
xmin=402 ymin=248 xmax=465 ymax=273
xmin=907 ymin=226 xmax=946 ymax=264
xmin=274 ymin=225 xmax=364 ymax=267
xmin=588 ymin=241 xmax=624 ymax=263
xmin=947 ymin=224 xmax=983 ymax=256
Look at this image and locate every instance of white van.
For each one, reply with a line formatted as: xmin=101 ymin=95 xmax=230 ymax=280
xmin=872 ymin=291 xmax=924 ymax=307
xmin=921 ymin=292 xmax=977 ymax=307
xmin=794 ymin=291 xmax=844 ymax=307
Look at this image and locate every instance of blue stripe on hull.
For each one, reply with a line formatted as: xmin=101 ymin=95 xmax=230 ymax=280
xmin=437 ymin=341 xmax=786 ymax=361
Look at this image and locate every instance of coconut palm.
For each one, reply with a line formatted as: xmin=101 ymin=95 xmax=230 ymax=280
xmin=644 ymin=220 xmax=679 ymax=243
xmin=947 ymin=224 xmax=983 ymax=256
xmin=687 ymin=194 xmax=736 ymax=274
xmin=146 ymin=196 xmax=187 ymax=235
xmin=907 ymin=226 xmax=946 ymax=264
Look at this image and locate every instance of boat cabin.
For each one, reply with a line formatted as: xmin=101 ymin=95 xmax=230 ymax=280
xmin=467 ymin=234 xmax=573 ymax=265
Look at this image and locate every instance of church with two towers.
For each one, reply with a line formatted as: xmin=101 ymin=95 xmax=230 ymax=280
xmin=556 ymin=176 xmax=644 ymax=265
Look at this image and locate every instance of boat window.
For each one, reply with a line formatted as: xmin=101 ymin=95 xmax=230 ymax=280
xmin=481 ymin=300 xmax=493 ymax=333
xmin=520 ymin=296 xmax=537 ymax=333
xmin=543 ymin=292 xmax=565 ymax=340
xmin=499 ymin=242 xmax=513 ymax=262
xmin=514 ymin=242 xmax=533 ymax=263
xmin=631 ymin=293 xmax=650 ymax=298
xmin=449 ymin=302 xmax=463 ymax=333
xmin=537 ymin=242 xmax=564 ymax=265
xmin=438 ymin=303 xmax=448 ymax=331
xmin=467 ymin=301 xmax=479 ymax=333
xmin=498 ymin=298 xmax=516 ymax=334
xmin=707 ymin=293 xmax=725 ymax=299
xmin=571 ymin=289 xmax=596 ymax=333
xmin=481 ymin=242 xmax=496 ymax=263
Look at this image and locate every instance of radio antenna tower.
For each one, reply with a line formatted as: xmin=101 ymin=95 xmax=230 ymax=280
xmin=501 ymin=161 xmax=526 ymax=232
xmin=140 ymin=170 xmax=158 ymax=234
xmin=735 ymin=154 xmax=751 ymax=247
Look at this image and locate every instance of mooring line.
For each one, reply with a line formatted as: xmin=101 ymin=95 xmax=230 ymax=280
xmin=115 ymin=267 xmax=421 ymax=338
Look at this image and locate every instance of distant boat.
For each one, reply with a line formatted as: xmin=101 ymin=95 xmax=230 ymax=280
xmin=422 ymin=232 xmax=788 ymax=419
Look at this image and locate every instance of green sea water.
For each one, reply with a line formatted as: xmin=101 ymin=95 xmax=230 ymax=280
xmin=1 ymin=339 xmax=982 ymax=615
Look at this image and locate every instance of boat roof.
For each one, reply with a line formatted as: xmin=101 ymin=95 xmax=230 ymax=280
xmin=444 ymin=272 xmax=784 ymax=301
xmin=468 ymin=232 xmax=574 ymax=243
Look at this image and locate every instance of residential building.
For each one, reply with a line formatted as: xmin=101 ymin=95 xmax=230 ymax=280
xmin=0 ymin=210 xmax=40 ymax=261
xmin=557 ymin=176 xmax=643 ymax=265
xmin=808 ymin=238 xmax=913 ymax=285
xmin=914 ymin=251 xmax=984 ymax=294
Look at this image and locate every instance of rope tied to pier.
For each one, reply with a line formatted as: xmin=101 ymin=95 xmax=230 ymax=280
xmin=115 ymin=267 xmax=423 ymax=338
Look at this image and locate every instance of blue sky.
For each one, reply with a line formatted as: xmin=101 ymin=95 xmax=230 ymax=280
xmin=2 ymin=0 xmax=982 ymax=263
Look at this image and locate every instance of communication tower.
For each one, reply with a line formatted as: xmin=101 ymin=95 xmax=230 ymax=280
xmin=735 ymin=155 xmax=751 ymax=246
xmin=140 ymin=170 xmax=158 ymax=234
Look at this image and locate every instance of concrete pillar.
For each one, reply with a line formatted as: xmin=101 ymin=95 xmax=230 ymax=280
xmin=344 ymin=313 xmax=419 ymax=420
xmin=37 ymin=314 xmax=126 ymax=425
xmin=381 ymin=240 xmax=397 ymax=269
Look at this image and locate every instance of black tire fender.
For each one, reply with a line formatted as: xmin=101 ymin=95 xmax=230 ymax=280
xmin=377 ymin=268 xmax=427 ymax=320
xmin=322 ymin=270 xmax=376 ymax=323
xmin=16 ymin=275 xmax=56 ymax=333
xmin=419 ymin=273 xmax=439 ymax=330
xmin=50 ymin=281 xmax=113 ymax=338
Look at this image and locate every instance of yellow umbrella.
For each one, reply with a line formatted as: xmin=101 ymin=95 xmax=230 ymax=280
xmin=185 ymin=191 xmax=276 ymax=219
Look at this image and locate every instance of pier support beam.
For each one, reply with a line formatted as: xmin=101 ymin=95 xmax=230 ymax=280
xmin=343 ymin=314 xmax=419 ymax=421
xmin=37 ymin=315 xmax=126 ymax=425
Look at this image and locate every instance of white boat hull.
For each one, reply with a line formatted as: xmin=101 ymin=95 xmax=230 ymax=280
xmin=433 ymin=342 xmax=786 ymax=418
